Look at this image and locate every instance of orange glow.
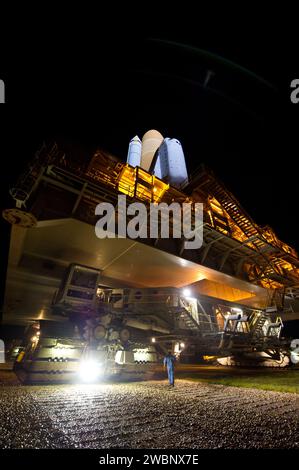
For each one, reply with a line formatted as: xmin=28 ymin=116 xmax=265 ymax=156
xmin=209 ymin=198 xmax=225 ymax=216
xmin=259 ymin=279 xmax=284 ymax=289
xmin=117 ymin=166 xmax=136 ymax=197
xmin=194 ymin=279 xmax=255 ymax=302
xmin=207 ymin=197 xmax=230 ymax=235
xmin=117 ymin=164 xmax=169 ymax=202
xmin=228 ymin=217 xmax=248 ymax=243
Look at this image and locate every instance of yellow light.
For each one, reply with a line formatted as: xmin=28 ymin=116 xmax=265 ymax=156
xmin=203 ymin=355 xmax=217 ymax=361
xmin=180 ymin=342 xmax=185 ymax=349
xmin=31 ymin=336 xmax=38 ymax=342
xmin=117 ymin=164 xmax=168 ymax=202
xmin=151 ymin=337 xmax=156 ymax=343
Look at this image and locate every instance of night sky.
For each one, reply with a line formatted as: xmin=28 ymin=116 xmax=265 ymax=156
xmin=0 ymin=19 xmax=298 ymax=312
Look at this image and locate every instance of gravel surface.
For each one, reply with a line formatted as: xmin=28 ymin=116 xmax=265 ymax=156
xmin=0 ymin=373 xmax=298 ymax=449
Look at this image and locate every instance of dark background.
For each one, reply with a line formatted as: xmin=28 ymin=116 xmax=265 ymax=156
xmin=0 ymin=15 xmax=298 ymax=317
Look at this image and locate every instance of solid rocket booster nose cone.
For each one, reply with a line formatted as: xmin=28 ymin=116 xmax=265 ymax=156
xmin=127 ymin=135 xmax=142 ymax=167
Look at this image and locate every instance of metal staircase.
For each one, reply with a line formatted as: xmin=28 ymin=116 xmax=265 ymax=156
xmin=252 ymin=312 xmax=268 ymax=338
xmin=189 ymin=166 xmax=260 ymax=240
xmin=176 ymin=299 xmax=215 ymax=333
xmin=188 ymin=166 xmax=299 ymax=288
xmin=177 ymin=307 xmax=200 ymax=331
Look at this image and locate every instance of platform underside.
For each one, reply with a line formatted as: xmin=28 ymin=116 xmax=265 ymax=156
xmin=3 ymin=218 xmax=277 ymax=325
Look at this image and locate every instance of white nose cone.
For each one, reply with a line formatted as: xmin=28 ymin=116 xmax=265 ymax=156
xmin=127 ymin=135 xmax=142 ymax=167
xmin=141 ymin=129 xmax=164 ymax=171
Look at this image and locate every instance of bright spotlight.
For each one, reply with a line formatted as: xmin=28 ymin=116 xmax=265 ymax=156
xmin=151 ymin=337 xmax=156 ymax=343
xmin=183 ymin=288 xmax=191 ymax=297
xmin=180 ymin=342 xmax=185 ymax=349
xmin=79 ymin=359 xmax=102 ymax=382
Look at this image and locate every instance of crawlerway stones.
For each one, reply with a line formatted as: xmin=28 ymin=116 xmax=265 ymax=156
xmin=0 ymin=376 xmax=298 ymax=449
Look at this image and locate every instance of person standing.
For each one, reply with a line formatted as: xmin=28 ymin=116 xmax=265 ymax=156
xmin=163 ymin=352 xmax=176 ymax=386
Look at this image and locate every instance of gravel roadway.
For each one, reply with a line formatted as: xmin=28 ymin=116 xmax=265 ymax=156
xmin=0 ymin=372 xmax=298 ymax=449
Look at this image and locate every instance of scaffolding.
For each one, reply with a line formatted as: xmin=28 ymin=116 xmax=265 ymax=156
xmin=3 ymin=143 xmax=299 ymax=298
